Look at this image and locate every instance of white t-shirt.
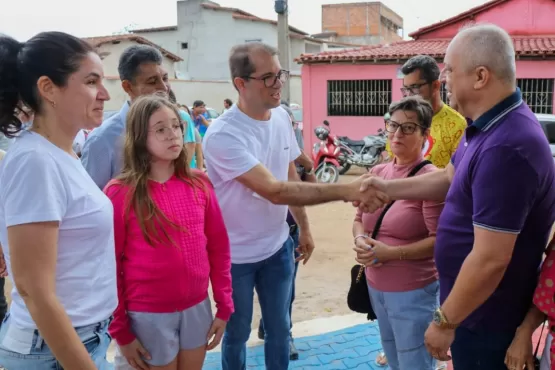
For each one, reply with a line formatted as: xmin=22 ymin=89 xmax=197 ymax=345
xmin=0 ymin=131 xmax=117 ymax=329
xmin=203 ymin=105 xmax=301 ymax=264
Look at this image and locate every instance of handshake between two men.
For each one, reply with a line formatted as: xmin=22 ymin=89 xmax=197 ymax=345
xmin=347 ymin=173 xmax=390 ymax=213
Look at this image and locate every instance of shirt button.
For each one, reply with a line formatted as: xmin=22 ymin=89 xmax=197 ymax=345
xmin=464 ymin=142 xmax=468 ymax=147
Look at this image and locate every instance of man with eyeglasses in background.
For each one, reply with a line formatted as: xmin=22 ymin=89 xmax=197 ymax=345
xmin=384 ymin=55 xmax=467 ymax=171
xmin=378 ymin=56 xmax=467 ymax=370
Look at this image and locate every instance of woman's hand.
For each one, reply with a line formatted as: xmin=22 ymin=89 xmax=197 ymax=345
xmin=0 ymin=249 xmax=7 ymax=278
xmin=207 ymin=318 xmax=227 ymax=350
xmin=366 ymin=238 xmax=396 ymax=265
xmin=119 ymin=339 xmax=151 ymax=370
xmin=504 ymin=326 xmax=535 ymax=370
xmin=353 ymin=237 xmax=395 ymax=267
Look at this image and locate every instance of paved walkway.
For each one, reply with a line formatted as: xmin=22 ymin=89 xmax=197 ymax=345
xmin=204 ymin=321 xmax=385 ymax=369
xmin=202 ymin=321 xmax=548 ymax=370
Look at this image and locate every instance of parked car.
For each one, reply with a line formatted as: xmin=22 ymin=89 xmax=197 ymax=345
xmin=535 ymin=113 xmax=555 ymax=159
xmin=205 ymin=107 xmax=220 ymax=120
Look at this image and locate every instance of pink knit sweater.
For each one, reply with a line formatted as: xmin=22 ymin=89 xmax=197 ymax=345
xmin=105 ymin=171 xmax=233 ymax=346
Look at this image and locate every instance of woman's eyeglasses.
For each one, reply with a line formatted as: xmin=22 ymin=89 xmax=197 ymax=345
xmin=151 ymin=123 xmax=183 ymax=141
xmin=385 ymin=120 xmax=425 ymax=135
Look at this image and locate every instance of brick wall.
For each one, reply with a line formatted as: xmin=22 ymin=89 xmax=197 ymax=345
xmin=321 ymin=2 xmax=403 ymax=43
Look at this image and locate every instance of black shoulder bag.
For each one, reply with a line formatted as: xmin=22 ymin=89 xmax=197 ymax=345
xmin=347 ymin=160 xmax=431 ymax=320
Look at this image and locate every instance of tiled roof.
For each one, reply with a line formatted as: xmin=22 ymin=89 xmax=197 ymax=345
xmin=83 ymin=34 xmax=183 ymax=62
xmin=231 ymin=13 xmax=308 ymax=35
xmin=200 ymin=2 xmax=259 ymax=19
xmin=296 ymin=36 xmax=555 ymax=64
xmin=409 ymin=0 xmax=507 ymax=38
xmin=131 ymin=26 xmax=178 ymax=33
xmin=130 ymin=2 xmax=309 ymax=37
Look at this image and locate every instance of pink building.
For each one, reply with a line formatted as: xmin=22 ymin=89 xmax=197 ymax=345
xmin=297 ymin=0 xmax=555 ymax=149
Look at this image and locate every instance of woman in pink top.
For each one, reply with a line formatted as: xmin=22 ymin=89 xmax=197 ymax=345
xmin=105 ymin=95 xmax=233 ymax=370
xmin=353 ymin=96 xmax=444 ymax=370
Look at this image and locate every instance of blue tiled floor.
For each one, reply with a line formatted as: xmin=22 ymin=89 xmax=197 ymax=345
xmin=203 ymin=321 xmax=384 ymax=369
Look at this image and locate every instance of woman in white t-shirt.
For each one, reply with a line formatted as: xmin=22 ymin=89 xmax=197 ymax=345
xmin=0 ymin=32 xmax=116 ymax=370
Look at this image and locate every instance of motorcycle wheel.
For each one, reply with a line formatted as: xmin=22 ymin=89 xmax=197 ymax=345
xmin=338 ymin=149 xmax=351 ymax=175
xmin=316 ymin=163 xmax=339 ymax=184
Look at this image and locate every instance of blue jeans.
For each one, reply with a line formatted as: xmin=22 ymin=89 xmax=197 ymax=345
xmin=0 ymin=313 xmax=113 ymax=369
xmin=222 ymin=237 xmax=295 ymax=370
xmin=450 ymin=325 xmax=516 ymax=370
xmin=259 ymin=227 xmax=300 ymax=335
xmin=368 ymin=280 xmax=439 ymax=370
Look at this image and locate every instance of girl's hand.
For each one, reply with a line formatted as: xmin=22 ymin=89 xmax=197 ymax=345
xmin=504 ymin=327 xmax=535 ymax=370
xmin=207 ymin=318 xmax=227 ymax=350
xmin=120 ymin=339 xmax=151 ymax=370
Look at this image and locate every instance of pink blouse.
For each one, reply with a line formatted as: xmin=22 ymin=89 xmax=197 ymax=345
xmin=355 ymin=156 xmax=444 ymax=292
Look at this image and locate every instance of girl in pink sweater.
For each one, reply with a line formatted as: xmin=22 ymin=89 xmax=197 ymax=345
xmin=105 ymin=95 xmax=233 ymax=370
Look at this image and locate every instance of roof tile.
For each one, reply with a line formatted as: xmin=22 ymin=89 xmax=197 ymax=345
xmin=83 ymin=34 xmax=183 ymax=62
xmin=297 ymin=36 xmax=555 ymax=64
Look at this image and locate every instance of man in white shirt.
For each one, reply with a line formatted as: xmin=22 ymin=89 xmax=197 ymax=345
xmin=203 ymin=42 xmax=386 ymax=370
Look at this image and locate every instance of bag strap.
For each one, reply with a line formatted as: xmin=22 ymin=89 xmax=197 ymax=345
xmin=534 ymin=322 xmax=545 ymax=358
xmin=370 ymin=160 xmax=431 ymax=239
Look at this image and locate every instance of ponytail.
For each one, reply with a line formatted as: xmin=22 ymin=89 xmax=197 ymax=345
xmin=0 ymin=31 xmax=93 ymax=138
xmin=0 ymin=36 xmax=24 ymax=137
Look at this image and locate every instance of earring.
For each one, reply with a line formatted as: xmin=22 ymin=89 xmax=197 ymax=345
xmin=47 ymin=100 xmax=56 ymax=108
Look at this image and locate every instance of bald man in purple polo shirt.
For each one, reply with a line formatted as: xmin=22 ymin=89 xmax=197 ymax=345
xmin=357 ymin=24 xmax=555 ymax=370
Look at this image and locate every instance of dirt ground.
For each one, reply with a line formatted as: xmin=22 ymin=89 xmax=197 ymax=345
xmin=249 ymin=171 xmax=367 ymax=328
xmin=2 ymin=169 xmax=372 ymax=328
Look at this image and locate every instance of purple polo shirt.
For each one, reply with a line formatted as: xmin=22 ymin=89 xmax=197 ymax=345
xmin=435 ymin=89 xmax=555 ymax=332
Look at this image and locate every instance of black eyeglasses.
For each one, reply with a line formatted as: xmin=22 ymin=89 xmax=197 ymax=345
xmin=243 ymin=69 xmax=290 ymax=88
xmin=385 ymin=120 xmax=425 ymax=135
xmin=400 ymin=82 xmax=431 ymax=97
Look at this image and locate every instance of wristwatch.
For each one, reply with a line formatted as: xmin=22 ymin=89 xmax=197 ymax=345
xmin=432 ymin=308 xmax=458 ymax=330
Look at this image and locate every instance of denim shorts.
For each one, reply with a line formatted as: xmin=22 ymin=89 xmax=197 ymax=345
xmin=0 ymin=313 xmax=113 ymax=370
xmin=114 ymin=297 xmax=213 ymax=368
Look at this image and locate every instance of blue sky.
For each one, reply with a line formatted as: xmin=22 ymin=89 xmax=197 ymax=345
xmin=1 ymin=0 xmax=490 ymax=41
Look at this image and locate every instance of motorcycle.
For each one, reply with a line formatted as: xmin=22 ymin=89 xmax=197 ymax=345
xmin=337 ymin=129 xmax=389 ymax=174
xmin=312 ymin=120 xmax=341 ymax=183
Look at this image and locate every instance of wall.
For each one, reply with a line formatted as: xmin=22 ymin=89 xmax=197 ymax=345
xmin=415 ymin=0 xmax=555 ymax=39
xmin=301 ymin=63 xmax=401 ymax=151
xmin=102 ymin=75 xmax=303 ymax=112
xmin=301 ymin=59 xmax=555 ymax=150
xmin=96 ymin=40 xmax=176 ymax=77
xmin=136 ymin=0 xmax=312 ymax=80
xmin=321 ymin=2 xmax=403 ymax=44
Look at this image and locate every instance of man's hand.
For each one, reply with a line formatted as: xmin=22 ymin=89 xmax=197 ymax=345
xmin=296 ymin=230 xmax=315 ymax=265
xmin=348 ymin=175 xmax=389 ymax=213
xmin=424 ymin=323 xmax=454 ymax=362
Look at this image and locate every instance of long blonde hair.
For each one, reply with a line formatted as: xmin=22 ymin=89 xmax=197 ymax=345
xmin=117 ymin=94 xmax=205 ymax=246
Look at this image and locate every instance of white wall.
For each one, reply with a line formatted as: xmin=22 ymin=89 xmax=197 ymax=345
xmin=135 ymin=0 xmax=314 ymax=80
xmin=102 ymin=75 xmax=302 ymax=112
xmin=97 ymin=40 xmax=176 ymax=78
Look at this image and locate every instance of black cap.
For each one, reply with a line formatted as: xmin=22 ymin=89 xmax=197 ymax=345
xmin=193 ymin=100 xmax=205 ymax=107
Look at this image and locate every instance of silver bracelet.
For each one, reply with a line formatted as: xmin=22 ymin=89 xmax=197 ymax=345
xmin=354 ymin=234 xmax=368 ymax=245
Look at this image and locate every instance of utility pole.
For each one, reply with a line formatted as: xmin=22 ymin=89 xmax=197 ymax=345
xmin=275 ymin=0 xmax=290 ymax=103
